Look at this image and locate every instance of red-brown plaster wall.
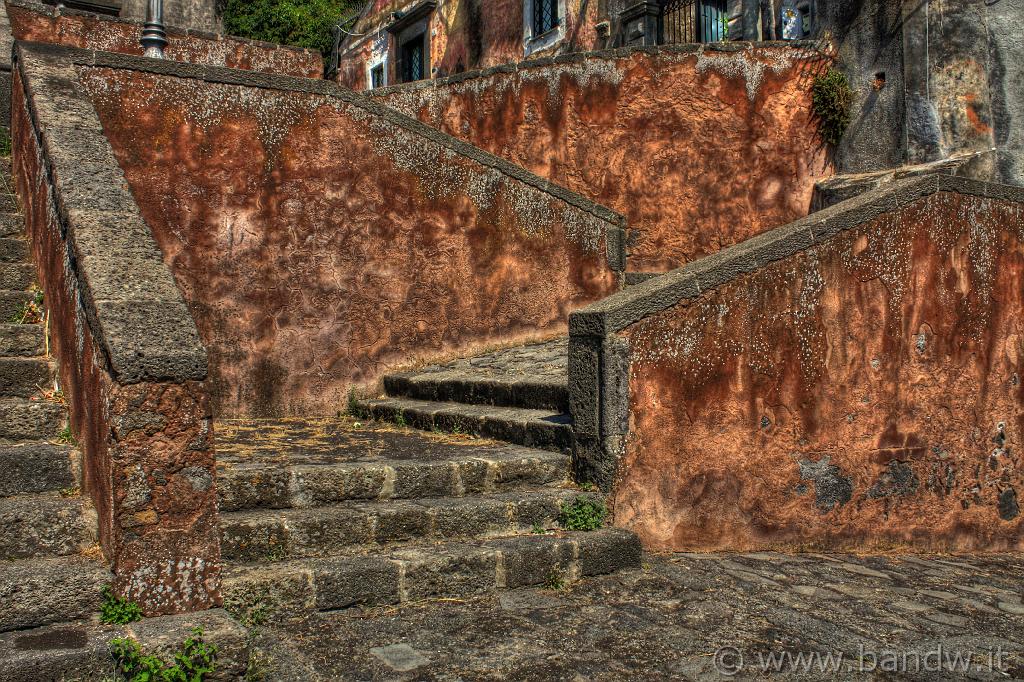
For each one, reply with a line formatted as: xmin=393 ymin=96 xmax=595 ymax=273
xmin=6 ymin=2 xmax=322 ymax=78
xmin=617 ymin=192 xmax=1024 ymax=551
xmin=82 ymin=67 xmax=619 ymax=418
xmin=377 ymin=46 xmax=833 ymax=273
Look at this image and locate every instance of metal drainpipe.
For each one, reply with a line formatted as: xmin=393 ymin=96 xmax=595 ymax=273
xmin=140 ymin=0 xmax=168 ymax=58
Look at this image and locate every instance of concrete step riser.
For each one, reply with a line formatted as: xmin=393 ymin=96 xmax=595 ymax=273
xmin=0 ymin=399 xmax=65 ymax=441
xmin=220 ymin=491 xmax=581 ymax=562
xmin=0 ymin=323 xmax=45 ymax=358
xmin=384 ymin=374 xmax=569 ymax=412
xmin=222 ymin=528 xmax=642 ymax=619
xmin=0 ymin=556 xmax=109 ymax=633
xmin=218 ymin=453 xmax=569 ymax=512
xmin=358 ymin=402 xmax=573 ymax=453
xmin=0 ymin=263 xmax=34 ymax=290
xmin=0 ymin=239 xmax=27 ymax=263
xmin=0 ymin=496 xmax=97 ymax=560
xmin=0 ymin=445 xmax=76 ymax=497
xmin=0 ymin=358 xmax=52 ymax=398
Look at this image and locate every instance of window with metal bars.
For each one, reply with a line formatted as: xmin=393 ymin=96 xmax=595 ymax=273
xmin=400 ymin=35 xmax=425 ymax=82
xmin=370 ymin=64 xmax=385 ymax=89
xmin=533 ymin=0 xmax=559 ymax=37
xmin=659 ymin=0 xmax=728 ymax=44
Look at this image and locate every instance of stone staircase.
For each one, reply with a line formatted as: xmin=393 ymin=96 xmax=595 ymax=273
xmin=217 ymin=416 xmax=640 ymax=622
xmin=356 ymin=338 xmax=574 ymax=452
xmin=0 ymin=156 xmax=110 ymax=634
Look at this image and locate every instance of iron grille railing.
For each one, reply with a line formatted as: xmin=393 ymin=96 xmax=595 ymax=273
xmin=659 ymin=0 xmax=727 ymax=44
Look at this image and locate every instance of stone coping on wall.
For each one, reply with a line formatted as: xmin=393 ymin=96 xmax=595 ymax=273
xmin=365 ymin=39 xmax=825 ymax=97
xmin=15 ymin=41 xmax=207 ymax=383
xmin=569 ymin=174 xmax=1024 ymax=338
xmin=21 ymin=40 xmax=629 ymax=271
xmin=6 ymin=0 xmax=322 ymax=60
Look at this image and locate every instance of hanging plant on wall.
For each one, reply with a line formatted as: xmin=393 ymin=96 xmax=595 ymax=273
xmin=811 ymin=68 xmax=853 ymax=146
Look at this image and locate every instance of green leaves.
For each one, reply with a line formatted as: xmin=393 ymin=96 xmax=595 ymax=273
xmin=110 ymin=627 xmax=218 ymax=682
xmin=221 ymin=0 xmax=360 ymax=58
xmin=558 ymin=495 xmax=608 ymax=531
xmin=100 ymin=585 xmax=143 ymax=625
xmin=812 ymin=68 xmax=854 ymax=146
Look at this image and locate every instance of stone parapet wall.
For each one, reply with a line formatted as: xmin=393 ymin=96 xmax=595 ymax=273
xmin=570 ymin=175 xmax=1024 ymax=551
xmin=71 ymin=46 xmax=625 ymax=418
xmin=11 ymin=43 xmax=220 ymax=614
xmin=6 ymin=0 xmax=322 ymax=78
xmin=373 ymin=42 xmax=832 ymax=273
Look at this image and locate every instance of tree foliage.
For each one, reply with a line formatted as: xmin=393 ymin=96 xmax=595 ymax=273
xmin=220 ymin=0 xmax=360 ymax=58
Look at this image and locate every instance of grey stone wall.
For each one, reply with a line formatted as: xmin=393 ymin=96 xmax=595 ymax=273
xmin=120 ymin=0 xmax=220 ymax=32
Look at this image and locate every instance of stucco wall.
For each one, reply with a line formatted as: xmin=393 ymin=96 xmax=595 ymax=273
xmin=376 ymin=44 xmax=832 ymax=272
xmin=82 ymin=59 xmax=623 ymax=418
xmin=120 ymin=0 xmax=220 ymax=33
xmin=6 ymin=0 xmax=322 ymax=78
xmin=615 ymin=189 xmax=1024 ymax=551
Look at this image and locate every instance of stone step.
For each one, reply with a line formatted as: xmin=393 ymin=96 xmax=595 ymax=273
xmin=384 ymin=370 xmax=569 ymax=412
xmin=0 ymin=195 xmax=16 ymax=215
xmin=0 ymin=357 xmax=51 ymax=398
xmin=0 ymin=263 xmax=34 ymax=290
xmin=0 ymin=494 xmax=97 ymax=560
xmin=357 ymin=398 xmax=573 ymax=453
xmin=0 ymin=555 xmax=109 ymax=632
xmin=0 ymin=444 xmax=76 ymax=497
xmin=218 ymin=442 xmax=569 ymax=512
xmin=220 ymin=487 xmax=587 ymax=563
xmin=0 ymin=291 xmax=36 ymax=322
xmin=0 ymin=608 xmax=249 ymax=681
xmin=222 ymin=527 xmax=642 ymax=619
xmin=0 ymin=397 xmax=66 ymax=442
xmin=0 ymin=238 xmax=27 ymax=263
xmin=0 ymin=213 xmax=22 ymax=238
xmin=0 ymin=323 xmax=45 ymax=357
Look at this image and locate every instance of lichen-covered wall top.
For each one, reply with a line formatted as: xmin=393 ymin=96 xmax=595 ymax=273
xmin=618 ymin=191 xmax=1024 ymax=551
xmin=376 ymin=44 xmax=832 ymax=272
xmin=6 ymin=0 xmax=322 ymax=78
xmin=82 ymin=63 xmax=621 ymax=417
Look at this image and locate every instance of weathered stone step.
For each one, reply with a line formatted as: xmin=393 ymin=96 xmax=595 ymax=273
xmin=357 ymin=398 xmax=573 ymax=452
xmin=218 ymin=444 xmax=569 ymax=512
xmin=222 ymin=528 xmax=641 ymax=618
xmin=0 ymin=357 xmax=51 ymax=398
xmin=220 ymin=487 xmax=585 ymax=562
xmin=0 ymin=608 xmax=249 ymax=681
xmin=0 ymin=263 xmax=34 ymax=290
xmin=0 ymin=555 xmax=109 ymax=632
xmin=0 ymin=397 xmax=65 ymax=442
xmin=0 ymin=323 xmax=45 ymax=357
xmin=0 ymin=195 xmax=16 ymax=215
xmin=0 ymin=214 xmax=22 ymax=238
xmin=0 ymin=494 xmax=97 ymax=559
xmin=384 ymin=370 xmax=569 ymax=412
xmin=0 ymin=238 xmax=27 ymax=263
xmin=0 ymin=291 xmax=36 ymax=322
xmin=0 ymin=444 xmax=76 ymax=497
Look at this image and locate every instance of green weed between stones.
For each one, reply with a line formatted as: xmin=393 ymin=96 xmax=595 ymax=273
xmin=10 ymin=291 xmax=44 ymax=324
xmin=57 ymin=424 xmax=77 ymax=446
xmin=558 ymin=496 xmax=608 ymax=531
xmin=100 ymin=585 xmax=143 ymax=625
xmin=542 ymin=567 xmax=565 ymax=591
xmin=0 ymin=128 xmax=10 ymax=157
xmin=812 ymin=68 xmax=853 ymax=145
xmin=109 ymin=627 xmax=217 ymax=681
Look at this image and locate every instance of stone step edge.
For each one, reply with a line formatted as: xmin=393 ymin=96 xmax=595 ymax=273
xmin=0 ymin=608 xmax=249 ymax=681
xmin=222 ymin=527 xmax=642 ymax=620
xmin=217 ymin=448 xmax=570 ymax=512
xmin=219 ymin=486 xmax=590 ymax=562
xmin=356 ymin=398 xmax=573 ymax=453
xmin=384 ymin=371 xmax=569 ymax=412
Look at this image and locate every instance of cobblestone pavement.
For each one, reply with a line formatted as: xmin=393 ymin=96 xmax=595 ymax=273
xmin=250 ymin=551 xmax=1024 ymax=680
xmin=401 ymin=338 xmax=568 ymax=385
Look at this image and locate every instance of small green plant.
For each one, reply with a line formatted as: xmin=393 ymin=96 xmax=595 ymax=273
xmin=346 ymin=388 xmax=359 ymax=416
xmin=812 ymin=68 xmax=853 ymax=145
xmin=57 ymin=424 xmax=77 ymax=445
xmin=59 ymin=485 xmax=80 ymax=498
xmin=542 ymin=567 xmax=565 ymax=591
xmin=558 ymin=496 xmax=608 ymax=531
xmin=0 ymin=128 xmax=11 ymax=157
xmin=531 ymin=523 xmax=547 ymax=535
xmin=10 ymin=291 xmax=44 ymax=324
xmin=245 ymin=649 xmax=272 ymax=681
xmin=393 ymin=411 xmax=407 ymax=428
xmin=110 ymin=627 xmax=217 ymax=681
xmin=100 ymin=585 xmax=143 ymax=625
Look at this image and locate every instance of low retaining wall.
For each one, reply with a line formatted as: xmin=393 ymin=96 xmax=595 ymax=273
xmin=6 ymin=0 xmax=322 ymax=78
xmin=12 ymin=43 xmax=220 ymax=613
xmin=374 ymin=43 xmax=833 ymax=273
xmin=570 ymin=175 xmax=1024 ymax=551
xmin=75 ymin=47 xmax=625 ymax=418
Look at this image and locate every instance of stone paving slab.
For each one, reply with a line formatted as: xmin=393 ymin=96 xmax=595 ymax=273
xmin=397 ymin=338 xmax=569 ymax=385
xmin=249 ymin=551 xmax=1024 ymax=680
